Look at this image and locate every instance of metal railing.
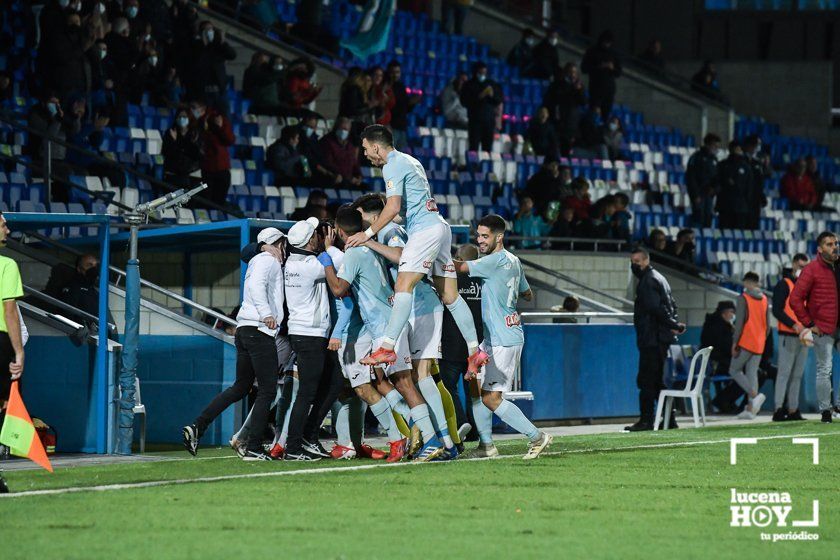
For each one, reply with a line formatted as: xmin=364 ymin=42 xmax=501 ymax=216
xmin=508 ymin=235 xmax=631 ymax=253
xmin=518 ymin=255 xmax=634 ymax=308
xmin=520 ymin=311 xmax=633 ymax=323
xmin=23 ymin=285 xmax=118 ymax=333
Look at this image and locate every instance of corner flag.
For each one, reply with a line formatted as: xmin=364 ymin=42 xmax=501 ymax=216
xmin=0 ymin=382 xmax=53 ymax=472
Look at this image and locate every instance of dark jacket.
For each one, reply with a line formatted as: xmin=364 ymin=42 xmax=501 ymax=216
xmin=531 ymin=39 xmax=559 ymax=80
xmin=441 ymin=275 xmax=483 ymax=363
xmin=772 ymin=269 xmax=800 ymax=336
xmin=162 ymin=127 xmax=202 ymax=176
xmin=746 ymin=154 xmax=768 ymax=211
xmin=48 ymin=25 xmax=88 ymax=97
xmin=633 ymin=266 xmax=681 ymax=349
xmin=267 ymin=140 xmax=304 ymax=180
xmin=507 ymin=40 xmax=534 ymax=76
xmin=790 ymin=256 xmax=840 ymax=334
xmin=525 ymin=169 xmax=571 ymax=216
xmin=542 ymin=78 xmax=586 ymax=139
xmin=526 ymin=119 xmax=559 ymax=158
xmin=460 ymin=78 xmax=503 ymax=125
xmin=700 ymin=311 xmax=733 ymax=375
xmin=339 ymin=84 xmax=373 ymax=123
xmin=685 ymin=146 xmax=718 ymax=201
xmin=389 ymin=80 xmax=412 ymax=131
xmin=104 ymin=31 xmax=139 ymax=89
xmin=243 ymin=64 xmax=282 ymax=109
xmin=581 ymin=44 xmax=622 ymax=98
xmin=716 ymin=155 xmax=753 ymax=214
xmin=188 ymin=36 xmax=236 ymax=97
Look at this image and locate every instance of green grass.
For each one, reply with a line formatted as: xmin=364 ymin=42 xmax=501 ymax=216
xmin=1 ymin=422 xmax=838 ymax=559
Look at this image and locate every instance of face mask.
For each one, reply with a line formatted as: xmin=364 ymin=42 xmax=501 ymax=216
xmin=631 ymin=263 xmax=644 ymax=278
xmin=525 ymin=37 xmax=536 ymax=47
xmin=477 ymin=74 xmax=486 ymax=83
xmin=275 ymin=64 xmax=284 ymax=71
xmin=729 ymin=315 xmax=736 ymax=325
xmin=149 ymin=56 xmax=158 ymax=66
xmin=303 ymin=126 xmax=313 ymax=136
xmin=84 ymin=266 xmax=99 ymax=283
xmin=191 ymin=107 xmax=203 ymax=119
xmin=97 ymin=3 xmax=106 ymax=14
xmin=127 ymin=6 xmax=138 ymax=18
xmin=336 ymin=129 xmax=349 ymax=141
xmin=59 ymin=0 xmax=70 ymax=7
xmin=72 ymin=3 xmax=82 ymax=12
xmin=47 ymin=102 xmax=58 ymax=116
xmin=549 ymin=38 xmax=559 ymax=46
xmin=177 ymin=116 xmax=189 ymax=128
xmin=99 ymin=49 xmax=107 ymax=60
xmin=608 ymin=122 xmax=618 ymax=132
xmin=144 ymin=34 xmax=152 ymax=42
xmin=204 ymin=29 xmax=214 ymax=42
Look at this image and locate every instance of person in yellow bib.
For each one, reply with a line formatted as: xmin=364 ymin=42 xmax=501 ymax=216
xmin=0 ymin=211 xmax=25 ymax=493
xmin=730 ymin=271 xmax=772 ymax=420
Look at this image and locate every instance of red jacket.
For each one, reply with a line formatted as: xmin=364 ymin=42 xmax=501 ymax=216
xmin=563 ymin=195 xmax=591 ymax=221
xmin=318 ymin=133 xmax=361 ymax=180
xmin=781 ymin=172 xmax=817 ymax=209
xmin=790 ymin=256 xmax=839 ymax=334
xmin=200 ymin=110 xmax=234 ymax=173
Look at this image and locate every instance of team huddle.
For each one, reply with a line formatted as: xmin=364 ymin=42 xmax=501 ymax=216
xmin=182 ymin=125 xmax=552 ymax=463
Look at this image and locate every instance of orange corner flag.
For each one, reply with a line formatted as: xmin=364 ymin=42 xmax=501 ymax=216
xmin=0 ymin=382 xmax=53 ymax=472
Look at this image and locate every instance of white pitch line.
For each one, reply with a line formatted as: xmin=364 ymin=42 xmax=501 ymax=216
xmin=2 ymin=431 xmax=838 ymax=499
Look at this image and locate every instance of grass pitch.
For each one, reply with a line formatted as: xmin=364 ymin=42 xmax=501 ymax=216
xmin=1 ymin=422 xmax=837 ymax=559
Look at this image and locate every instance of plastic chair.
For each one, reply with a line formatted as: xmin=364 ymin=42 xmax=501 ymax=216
xmin=654 ymin=346 xmax=712 ymax=430
xmin=134 ymin=377 xmax=146 ymax=453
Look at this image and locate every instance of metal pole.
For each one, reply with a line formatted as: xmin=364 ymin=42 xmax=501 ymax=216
xmin=95 ymin=219 xmax=110 ymax=453
xmin=116 ymin=215 xmax=142 ymax=454
xmin=541 ymin=0 xmax=552 ymax=29
xmin=44 ymin=139 xmax=52 ymax=205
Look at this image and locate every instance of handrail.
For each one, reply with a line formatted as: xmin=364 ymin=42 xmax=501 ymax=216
xmin=646 ymin=247 xmax=773 ymax=297
xmin=23 ymin=285 xmax=117 ymax=331
xmin=518 ymin=255 xmax=634 ymax=307
xmin=508 ymin=235 xmax=631 ymax=252
xmin=0 ymin=109 xmax=242 ymax=217
xmin=520 ymin=311 xmax=633 ymax=324
xmin=18 ymin=300 xmax=87 ymax=334
xmin=524 ymin=275 xmax=626 ymax=314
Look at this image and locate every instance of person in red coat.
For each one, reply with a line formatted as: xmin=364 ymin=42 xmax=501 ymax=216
xmin=562 ymin=178 xmax=592 ymax=221
xmin=191 ymin=100 xmax=234 ymax=208
xmin=789 ymin=231 xmax=840 ymax=423
xmin=318 ymin=117 xmax=363 ymax=188
xmin=781 ymin=158 xmax=818 ymax=210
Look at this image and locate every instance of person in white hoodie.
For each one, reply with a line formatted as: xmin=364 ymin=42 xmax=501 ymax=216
xmin=182 ymin=227 xmax=285 ymax=461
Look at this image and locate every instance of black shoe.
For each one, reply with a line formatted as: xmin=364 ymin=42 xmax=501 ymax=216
xmin=624 ymin=421 xmax=653 ymax=432
xmin=772 ymin=408 xmax=788 ymax=422
xmin=786 ymin=410 xmax=804 ymax=421
xmin=182 ymin=424 xmax=199 ymax=456
xmin=456 ymin=442 xmax=465 ymax=455
xmin=284 ymin=448 xmax=323 ymax=461
xmin=821 ymin=410 xmax=833 ymax=423
xmin=303 ymin=439 xmax=330 ymax=458
xmin=0 ymin=474 xmax=8 ymax=494
xmin=242 ymin=449 xmax=275 ymax=462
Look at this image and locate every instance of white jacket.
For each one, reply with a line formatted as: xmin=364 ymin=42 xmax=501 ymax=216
xmin=284 ymin=252 xmax=332 ymax=337
xmin=236 ymin=252 xmax=285 ymax=336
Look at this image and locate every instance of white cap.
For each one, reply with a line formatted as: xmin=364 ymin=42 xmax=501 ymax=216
xmin=257 ymin=227 xmax=284 ymax=246
xmin=287 ymin=217 xmax=320 ymax=248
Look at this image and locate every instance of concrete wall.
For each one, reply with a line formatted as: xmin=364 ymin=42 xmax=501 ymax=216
xmin=669 ymin=60 xmax=834 ymax=145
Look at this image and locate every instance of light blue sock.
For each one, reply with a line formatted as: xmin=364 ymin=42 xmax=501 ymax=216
xmin=371 ymin=397 xmax=402 ymax=441
xmin=384 ymin=389 xmax=411 ymax=422
xmin=383 ymin=292 xmax=413 ymax=346
xmin=409 ymin=404 xmax=437 ymax=443
xmin=417 ymin=377 xmax=452 ymax=447
xmin=495 ymin=399 xmax=540 ymax=441
xmin=334 ymin=398 xmax=352 ymax=447
xmin=446 ymin=296 xmax=479 ymax=353
xmin=471 ymin=398 xmax=494 ymax=445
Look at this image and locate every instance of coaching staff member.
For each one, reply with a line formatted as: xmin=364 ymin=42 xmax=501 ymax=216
xmin=626 ymin=247 xmax=685 ymax=432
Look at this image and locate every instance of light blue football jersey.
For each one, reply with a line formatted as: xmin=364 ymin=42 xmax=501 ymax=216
xmin=467 ymin=249 xmax=530 ymax=347
xmin=338 ymin=246 xmax=394 ymax=340
xmin=383 ymin=150 xmax=445 ymax=234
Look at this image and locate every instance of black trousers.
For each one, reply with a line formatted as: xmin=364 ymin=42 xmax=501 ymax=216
xmin=468 ymin=119 xmax=494 ymax=153
xmin=437 ymin=359 xmax=475 ymax=437
xmin=637 ymin=344 xmax=668 ymax=423
xmin=201 ymin=169 xmax=232 ymax=208
xmin=287 ymin=334 xmax=343 ymax=453
xmin=194 ymin=327 xmax=278 ymax=451
xmin=718 ymin=211 xmax=750 ymax=230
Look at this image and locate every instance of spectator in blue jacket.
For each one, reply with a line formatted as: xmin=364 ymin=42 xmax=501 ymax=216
xmin=513 ymin=195 xmax=550 ymax=249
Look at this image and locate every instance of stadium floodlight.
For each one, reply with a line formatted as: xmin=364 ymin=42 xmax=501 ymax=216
xmin=115 ymin=183 xmax=207 ymax=454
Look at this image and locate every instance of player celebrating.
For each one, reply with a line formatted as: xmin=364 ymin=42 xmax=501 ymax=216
xmin=454 ymin=215 xmax=552 ymax=460
xmin=346 ymin=125 xmax=488 ymax=377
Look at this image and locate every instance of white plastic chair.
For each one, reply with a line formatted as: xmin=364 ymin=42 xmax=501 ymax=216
xmin=654 ymin=346 xmax=712 ymax=430
xmin=133 ymin=377 xmax=146 ymax=453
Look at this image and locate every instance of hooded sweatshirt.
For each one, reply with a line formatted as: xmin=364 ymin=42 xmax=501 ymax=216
xmin=732 ymin=287 xmax=772 ymax=354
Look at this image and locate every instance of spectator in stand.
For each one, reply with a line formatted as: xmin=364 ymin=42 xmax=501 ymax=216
xmin=507 ymin=29 xmax=537 ymax=77
xmin=701 ymin=300 xmax=737 ymax=412
xmin=85 ymin=1 xmax=111 ymax=41
xmin=563 ymin=177 xmax=592 ymax=221
xmin=386 ymin=60 xmax=418 ymax=150
xmin=26 ymin=94 xmax=77 ymax=198
xmin=771 ymin=253 xmax=810 ymax=422
xmin=578 ymin=194 xmax=615 ymax=239
xmin=691 ymin=60 xmax=721 ymax=99
xmin=611 ymin=192 xmax=632 ymax=241
xmin=646 ymin=228 xmax=668 ymax=253
xmin=266 ymin=126 xmax=308 ymax=183
xmin=290 ymin=189 xmax=328 ymax=221
xmin=104 ymin=17 xmax=138 ymax=92
xmin=527 ymin=107 xmax=560 ymax=159
xmin=285 ymin=57 xmax=322 ymax=117
xmin=781 ymin=158 xmax=817 ymax=211
xmin=551 ymin=296 xmax=581 ymax=323
xmin=686 ymin=133 xmax=720 ymax=228
xmin=581 ymin=30 xmax=622 ymax=118
xmin=439 ymin=72 xmax=469 ymax=129
xmin=339 ymin=71 xmax=376 ymax=128
xmin=639 ymin=39 xmax=665 ymax=71
xmin=170 ymin=0 xmax=199 ymax=71
xmin=441 ymin=0 xmax=470 ymax=35
xmin=128 ymin=48 xmax=167 ymax=105
xmin=603 ymin=115 xmax=624 ymax=160
xmin=513 ymin=195 xmax=550 ymax=249
xmin=318 ymin=117 xmax=363 ymax=188
xmin=243 ymin=51 xmax=284 ymax=116
xmin=742 ymin=135 xmax=769 ymax=229
xmin=369 ymin=66 xmax=394 ymax=125
xmin=296 ymin=115 xmax=336 ymax=186
xmin=716 ymin=141 xmax=753 ymax=230
xmin=88 ymin=39 xmax=114 ymax=93
xmin=532 ymin=29 xmax=561 ymax=80
xmin=188 ymin=21 xmax=236 ymax=113
xmin=549 ymin=207 xmax=578 ymax=248
xmin=46 ymin=11 xmax=92 ymax=99
xmin=191 ymin=99 xmax=234 ymax=208
xmin=294 ymin=0 xmax=336 ymax=52
xmin=525 ymin=157 xmax=572 ymax=217
xmin=542 ymin=62 xmax=586 ymax=156
xmin=667 ymin=228 xmax=696 ymax=266
xmin=789 ymin=231 xmax=839 ymax=424
xmin=577 ymin=105 xmax=608 ymax=160
xmin=805 ymin=156 xmax=828 ymax=210
xmin=162 ymin=108 xmax=202 ymax=190
xmin=460 ymin=62 xmax=503 ymax=153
